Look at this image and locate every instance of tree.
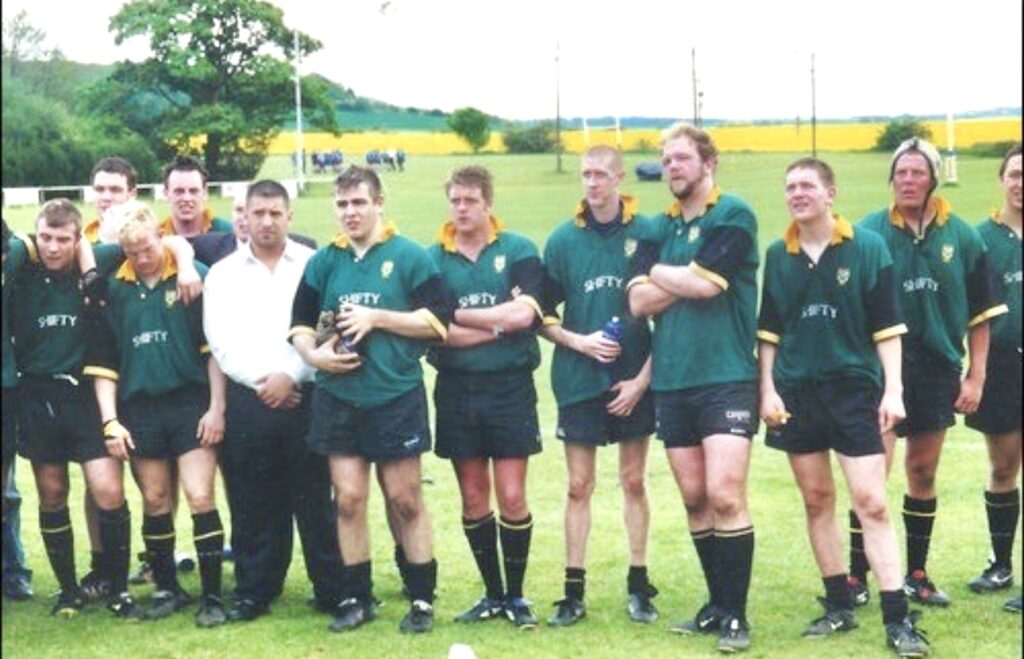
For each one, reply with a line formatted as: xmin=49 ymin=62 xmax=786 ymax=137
xmin=1 ymin=10 xmax=51 ymax=78
xmin=448 ymin=107 xmax=491 ymax=153
xmin=874 ymin=117 xmax=933 ymax=151
xmin=100 ymin=0 xmax=339 ymax=179
xmin=503 ymin=122 xmax=559 ymax=154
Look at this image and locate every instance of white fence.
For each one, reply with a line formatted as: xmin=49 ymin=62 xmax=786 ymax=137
xmin=3 ymin=180 xmax=300 ymax=207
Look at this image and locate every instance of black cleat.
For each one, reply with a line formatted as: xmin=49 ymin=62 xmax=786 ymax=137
xmin=627 ymin=583 xmax=659 ymax=623
xmin=51 ymin=588 xmax=86 ymax=618
xmin=717 ymin=615 xmax=751 ymax=653
xmin=847 ymin=575 xmax=870 ymax=607
xmin=968 ymin=562 xmax=1013 ymax=593
xmin=226 ymin=597 xmax=268 ymax=622
xmin=107 ymin=591 xmax=144 ymax=621
xmin=903 ymin=570 xmax=950 ymax=607
xmin=453 ymin=595 xmax=504 ymax=623
xmin=885 ymin=611 xmax=930 ymax=657
xmin=547 ymin=597 xmax=586 ymax=627
xmin=399 ymin=599 xmax=434 ymax=633
xmin=146 ymin=588 xmax=193 ymax=620
xmin=80 ymin=570 xmax=112 ymax=601
xmin=1004 ymin=595 xmax=1022 ymax=613
xmin=802 ymin=597 xmax=858 ymax=638
xmin=669 ymin=602 xmax=721 ymax=635
xmin=195 ymin=594 xmax=227 ymax=628
xmin=329 ymin=597 xmax=376 ymax=633
xmin=2 ymin=574 xmax=33 ymax=601
xmin=504 ymin=597 xmax=538 ymax=630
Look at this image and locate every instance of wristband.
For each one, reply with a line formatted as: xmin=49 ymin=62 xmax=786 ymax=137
xmin=103 ymin=418 xmax=129 ymax=438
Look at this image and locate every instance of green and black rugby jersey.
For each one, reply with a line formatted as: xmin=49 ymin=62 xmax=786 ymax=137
xmin=159 ymin=209 xmax=233 ymax=237
xmin=8 ymin=239 xmax=122 ymax=377
xmin=290 ymin=222 xmax=453 ymax=407
xmin=541 ymin=196 xmax=654 ymax=407
xmin=426 ymin=217 xmax=542 ymax=374
xmin=628 ymin=187 xmax=759 ymax=392
xmin=83 ymin=251 xmax=209 ymax=399
xmin=758 ymin=216 xmax=907 ymax=387
xmin=2 ymin=233 xmax=35 ymax=388
xmin=859 ymin=197 xmax=1006 ymax=366
xmin=977 ymin=213 xmax=1021 ymax=354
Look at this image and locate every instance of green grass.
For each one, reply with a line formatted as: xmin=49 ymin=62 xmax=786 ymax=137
xmin=2 ymin=153 xmax=1020 ymax=658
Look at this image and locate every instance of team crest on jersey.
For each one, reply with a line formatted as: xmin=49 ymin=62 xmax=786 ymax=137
xmin=941 ymin=244 xmax=955 ymax=263
xmin=688 ymin=225 xmax=701 ymax=243
xmin=624 ymin=238 xmax=637 ymax=258
xmin=494 ymin=254 xmax=506 ymax=273
xmin=836 ymin=267 xmax=850 ymax=286
xmin=164 ymin=290 xmax=178 ymax=308
xmin=381 ymin=260 xmax=394 ymax=278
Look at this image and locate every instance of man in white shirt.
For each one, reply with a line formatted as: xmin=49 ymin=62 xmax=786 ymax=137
xmin=203 ymin=180 xmax=344 ymax=622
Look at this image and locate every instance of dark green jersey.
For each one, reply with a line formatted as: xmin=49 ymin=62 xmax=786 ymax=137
xmin=159 ymin=210 xmax=233 ymax=237
xmin=859 ymin=197 xmax=1006 ymax=366
xmin=83 ymin=252 xmax=209 ymax=399
xmin=976 ymin=214 xmax=1021 ymax=354
xmin=758 ymin=217 xmax=907 ymax=387
xmin=2 ymin=234 xmax=34 ymax=388
xmin=290 ymin=224 xmax=452 ymax=407
xmin=427 ymin=219 xmax=542 ymax=373
xmin=542 ymin=196 xmax=653 ymax=406
xmin=633 ymin=188 xmax=759 ymax=392
xmin=9 ymin=240 xmax=122 ymax=377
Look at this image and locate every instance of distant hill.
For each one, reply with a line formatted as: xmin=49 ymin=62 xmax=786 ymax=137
xmin=14 ymin=58 xmax=1021 ymax=132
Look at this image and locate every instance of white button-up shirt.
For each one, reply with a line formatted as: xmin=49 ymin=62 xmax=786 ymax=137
xmin=203 ymin=238 xmax=315 ymax=390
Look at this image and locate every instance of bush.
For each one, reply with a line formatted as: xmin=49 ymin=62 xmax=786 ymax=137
xmin=874 ymin=117 xmax=933 ymax=151
xmin=502 ymin=122 xmax=559 ymax=154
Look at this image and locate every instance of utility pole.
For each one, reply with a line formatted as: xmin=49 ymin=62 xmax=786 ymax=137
xmin=810 ymin=53 xmax=817 ymax=158
xmin=691 ymin=48 xmax=698 ymax=127
xmin=555 ymin=41 xmax=563 ymax=173
xmin=293 ymin=29 xmax=305 ymax=191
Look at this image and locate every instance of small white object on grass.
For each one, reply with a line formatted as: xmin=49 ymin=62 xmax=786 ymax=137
xmin=448 ymin=643 xmax=477 ymax=659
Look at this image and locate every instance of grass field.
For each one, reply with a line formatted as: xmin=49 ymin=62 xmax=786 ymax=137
xmin=2 ymin=152 xmax=1021 ymax=658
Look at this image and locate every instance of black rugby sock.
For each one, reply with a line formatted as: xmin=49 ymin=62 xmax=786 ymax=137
xmin=564 ymin=567 xmax=586 ymax=602
xmin=97 ymin=502 xmax=131 ymax=595
xmin=903 ymin=496 xmax=937 ymax=574
xmin=823 ymin=573 xmax=854 ymax=610
xmin=406 ymin=558 xmax=437 ymax=604
xmin=715 ymin=526 xmax=754 ymax=621
xmin=985 ymin=489 xmax=1020 ymax=570
xmin=849 ymin=509 xmax=869 ymax=581
xmin=142 ymin=512 xmax=179 ymax=592
xmin=880 ymin=589 xmax=908 ymax=626
xmin=193 ymin=510 xmax=224 ymax=597
xmin=40 ymin=508 xmax=78 ymax=591
xmin=691 ymin=528 xmax=719 ymax=605
xmin=499 ymin=514 xmax=532 ymax=599
xmin=464 ymin=512 xmax=504 ymax=600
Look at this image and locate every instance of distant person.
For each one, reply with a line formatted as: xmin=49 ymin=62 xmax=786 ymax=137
xmin=629 ymin=124 xmax=759 ymax=652
xmin=161 ymin=156 xmax=234 ymax=238
xmin=83 ymin=156 xmax=138 ymax=245
xmin=290 ymin=166 xmax=452 ymax=634
xmin=396 ymin=149 xmax=406 ymax=172
xmin=541 ymin=146 xmax=659 ymax=627
xmin=964 ymin=143 xmax=1021 ymax=615
xmin=428 ymin=166 xmax=543 ymax=629
xmin=759 ymin=157 xmax=929 ymax=656
xmin=853 ymin=138 xmax=1005 ymax=609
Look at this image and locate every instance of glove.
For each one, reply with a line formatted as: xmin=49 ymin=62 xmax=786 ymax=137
xmin=80 ymin=268 xmax=109 ymax=306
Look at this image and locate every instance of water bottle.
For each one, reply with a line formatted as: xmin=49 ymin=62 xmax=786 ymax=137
xmin=599 ymin=316 xmax=623 ymax=368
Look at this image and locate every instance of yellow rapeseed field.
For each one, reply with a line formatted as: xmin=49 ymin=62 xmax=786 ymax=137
xmin=268 ymin=117 xmax=1020 ymax=155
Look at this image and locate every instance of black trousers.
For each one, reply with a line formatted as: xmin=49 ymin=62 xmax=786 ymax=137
xmin=222 ymin=380 xmax=343 ymax=605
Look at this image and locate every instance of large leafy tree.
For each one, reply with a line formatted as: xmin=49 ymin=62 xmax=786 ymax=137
xmin=100 ymin=0 xmax=338 ymax=179
xmin=448 ymin=107 xmax=492 ymax=153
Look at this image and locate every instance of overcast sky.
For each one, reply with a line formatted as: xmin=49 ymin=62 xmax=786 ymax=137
xmin=4 ymin=0 xmax=1022 ymax=121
